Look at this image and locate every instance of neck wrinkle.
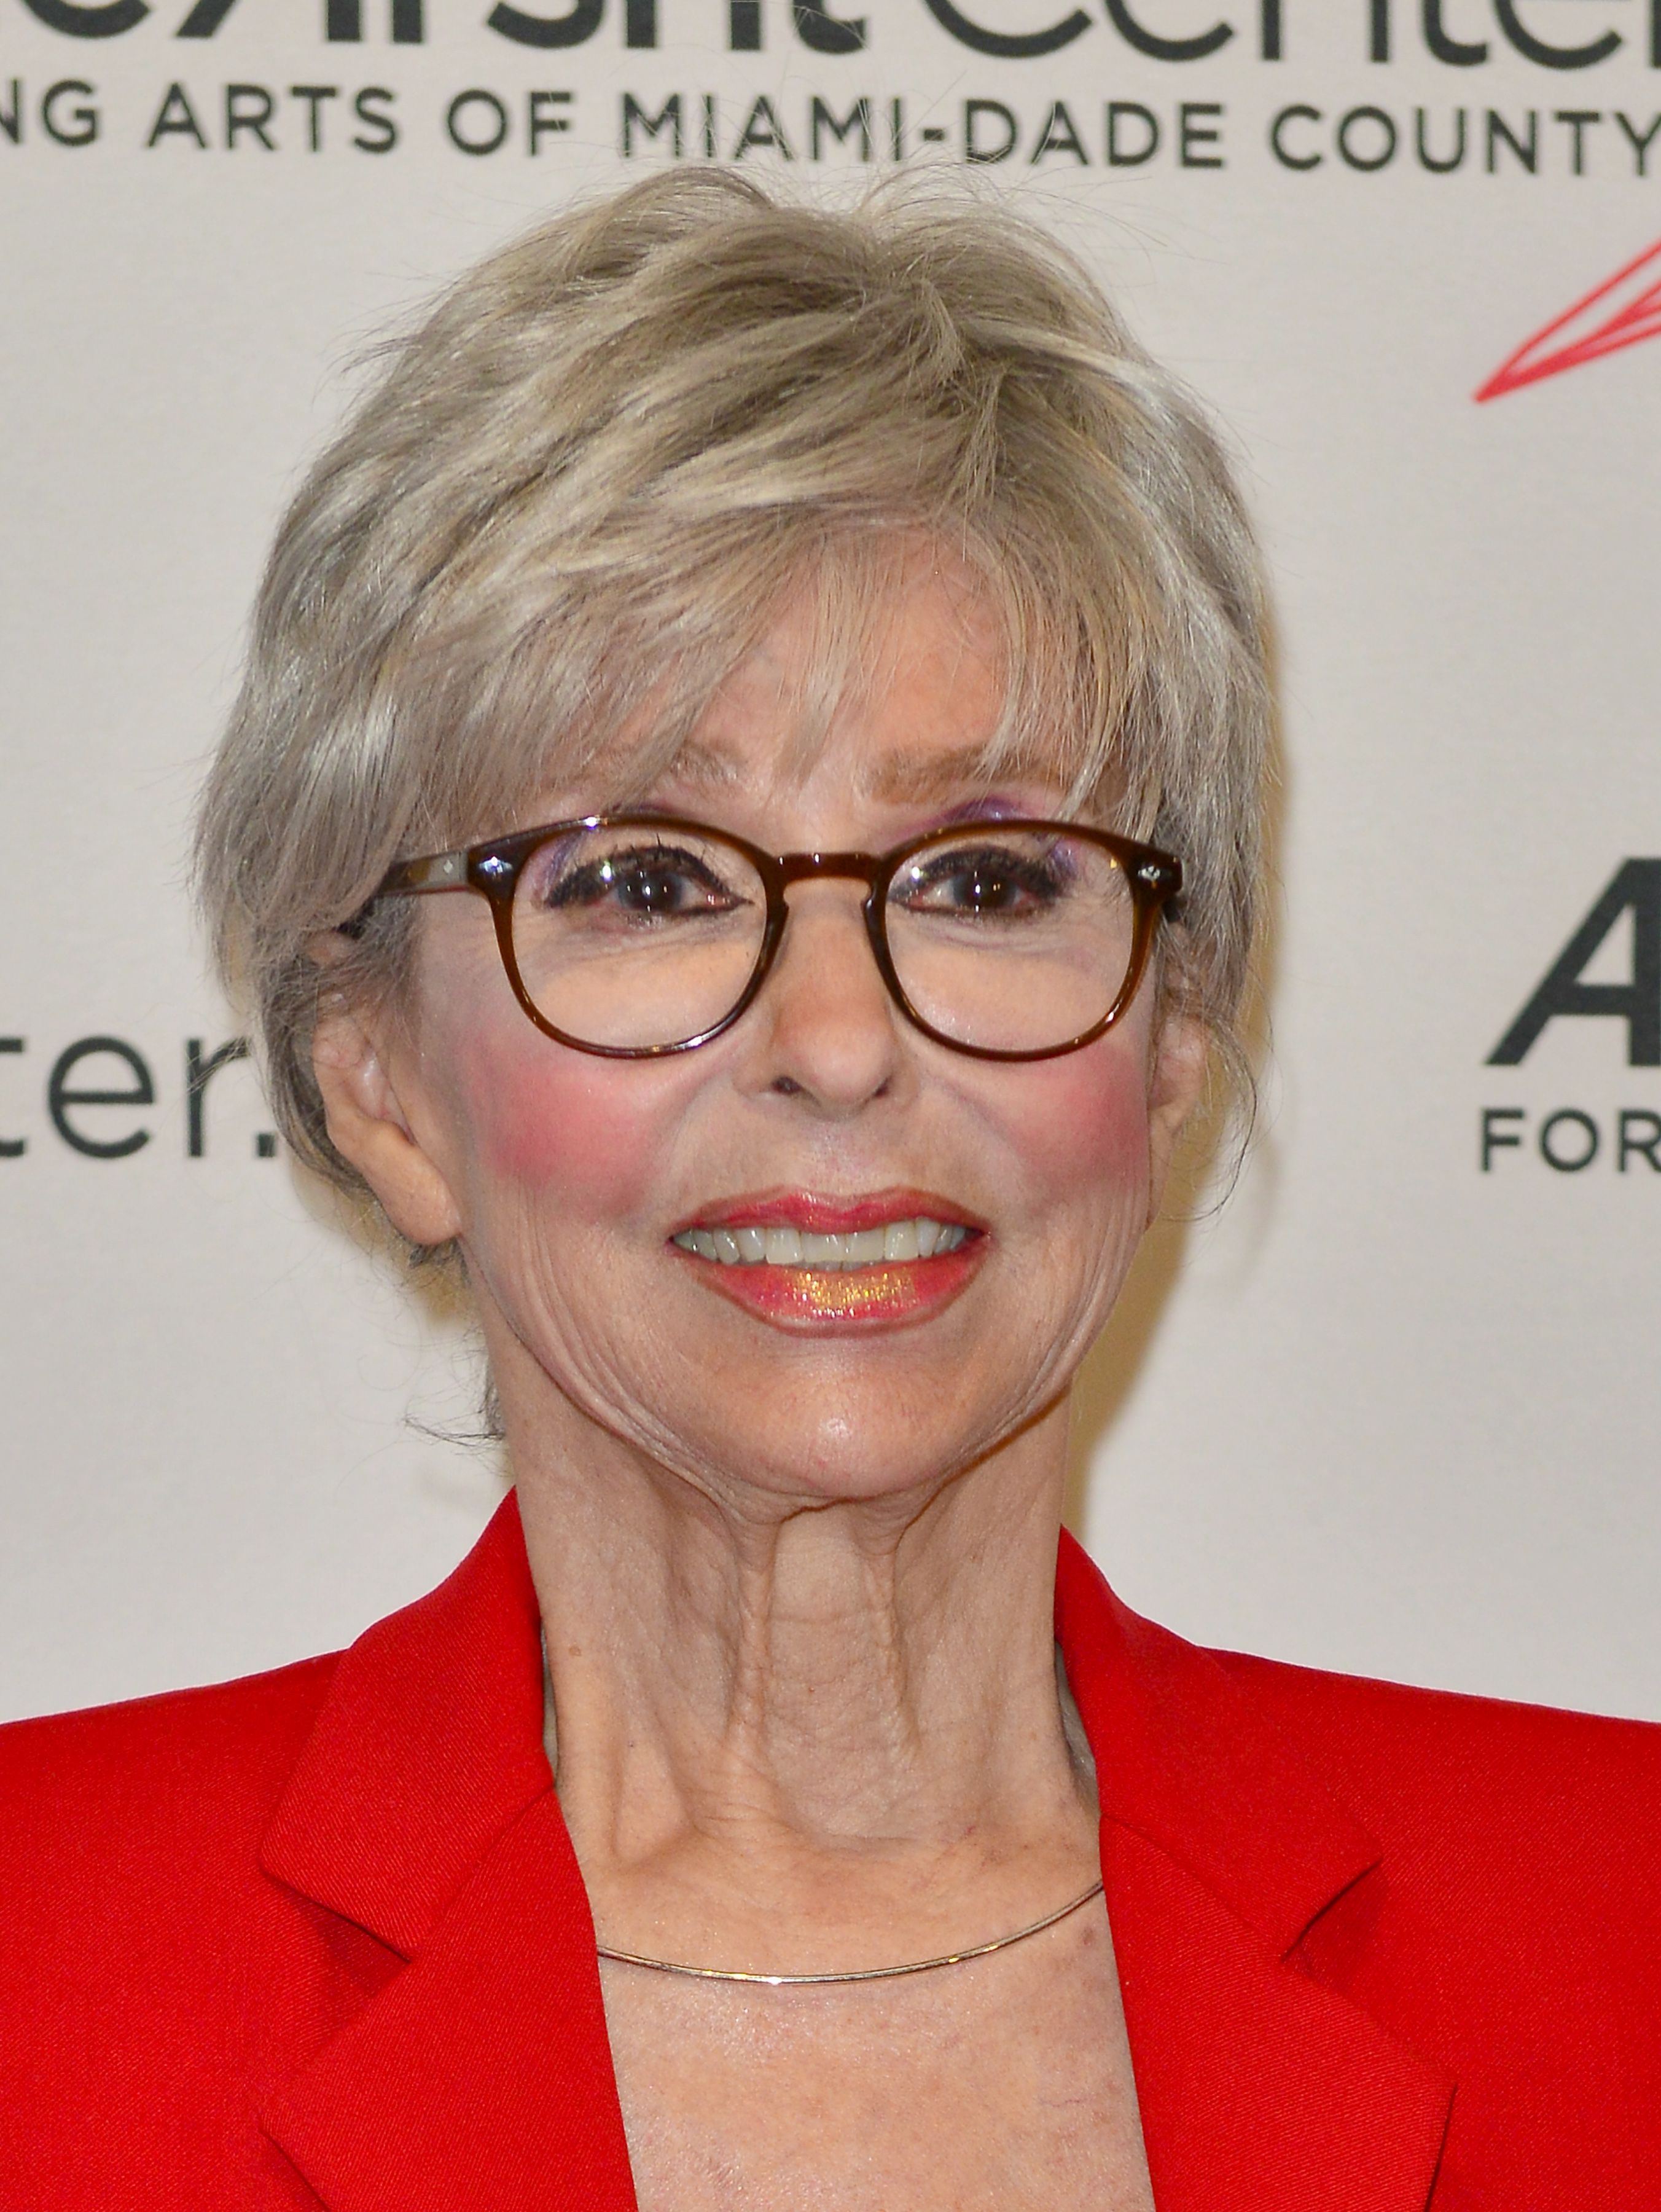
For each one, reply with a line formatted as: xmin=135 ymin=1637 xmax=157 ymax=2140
xmin=512 ymin=1390 xmax=1095 ymax=1918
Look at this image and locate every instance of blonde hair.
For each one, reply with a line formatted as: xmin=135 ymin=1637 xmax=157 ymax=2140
xmin=197 ymin=170 xmax=1271 ymax=1192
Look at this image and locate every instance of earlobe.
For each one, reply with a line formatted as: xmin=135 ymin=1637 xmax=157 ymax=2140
xmin=1143 ymin=1012 xmax=1210 ymax=1226
xmin=311 ymin=991 xmax=464 ymax=1249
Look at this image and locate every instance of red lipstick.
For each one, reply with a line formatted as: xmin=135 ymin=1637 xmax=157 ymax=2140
xmin=669 ymin=1188 xmax=986 ymax=1332
xmin=674 ymin=1188 xmax=983 ymax=1236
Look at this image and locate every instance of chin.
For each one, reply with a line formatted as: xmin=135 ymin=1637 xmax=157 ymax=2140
xmin=681 ymin=1389 xmax=1011 ymax=1509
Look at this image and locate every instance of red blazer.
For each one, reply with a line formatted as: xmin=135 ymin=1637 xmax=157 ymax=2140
xmin=1 ymin=1494 xmax=1656 ymax=2210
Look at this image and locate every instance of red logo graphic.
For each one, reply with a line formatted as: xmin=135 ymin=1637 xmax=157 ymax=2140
xmin=1476 ymin=237 xmax=1661 ymax=401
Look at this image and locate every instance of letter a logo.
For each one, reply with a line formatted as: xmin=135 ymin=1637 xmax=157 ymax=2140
xmin=1489 ymin=860 xmax=1661 ymax=1066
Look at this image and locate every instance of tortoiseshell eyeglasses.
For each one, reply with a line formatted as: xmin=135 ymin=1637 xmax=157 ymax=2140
xmin=358 ymin=812 xmax=1182 ymax=1063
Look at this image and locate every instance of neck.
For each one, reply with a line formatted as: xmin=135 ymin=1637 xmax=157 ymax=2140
xmin=496 ymin=1338 xmax=1100 ymax=1963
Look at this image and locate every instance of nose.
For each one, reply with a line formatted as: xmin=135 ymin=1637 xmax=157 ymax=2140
xmin=738 ymin=879 xmax=907 ymax=1116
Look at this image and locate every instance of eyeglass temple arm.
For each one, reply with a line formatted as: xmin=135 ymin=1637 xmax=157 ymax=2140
xmin=337 ymin=849 xmax=472 ymax=938
xmin=377 ymin=850 xmax=471 ymax=896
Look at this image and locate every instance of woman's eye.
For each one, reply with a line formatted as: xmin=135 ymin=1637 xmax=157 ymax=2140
xmin=900 ymin=847 xmax=1064 ymax=918
xmin=547 ymin=845 xmax=739 ymax=918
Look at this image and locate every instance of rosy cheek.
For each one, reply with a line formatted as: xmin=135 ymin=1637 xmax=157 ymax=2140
xmin=993 ymin=1040 xmax=1152 ymax=1212
xmin=452 ymin=1016 xmax=671 ymax=1223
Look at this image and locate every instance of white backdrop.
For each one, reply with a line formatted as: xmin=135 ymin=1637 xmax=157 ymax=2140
xmin=4 ymin=1 xmax=1659 ymax=1727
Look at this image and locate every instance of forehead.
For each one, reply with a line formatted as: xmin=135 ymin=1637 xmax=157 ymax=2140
xmin=641 ymin=551 xmax=1053 ymax=809
xmin=665 ymin=737 xmax=1025 ymax=808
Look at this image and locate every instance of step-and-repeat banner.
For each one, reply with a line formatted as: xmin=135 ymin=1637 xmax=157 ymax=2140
xmin=4 ymin=1 xmax=1657 ymax=1724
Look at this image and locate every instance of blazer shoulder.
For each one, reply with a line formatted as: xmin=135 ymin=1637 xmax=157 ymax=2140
xmin=1205 ymin=1645 xmax=1661 ymax=2191
xmin=0 ymin=1657 xmax=374 ymax=2202
xmin=1214 ymin=1645 xmax=1661 ymax=1881
xmin=0 ymin=1652 xmax=338 ymax=1883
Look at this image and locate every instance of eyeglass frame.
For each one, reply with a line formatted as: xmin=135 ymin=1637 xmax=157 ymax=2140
xmin=353 ymin=812 xmax=1184 ymax=1064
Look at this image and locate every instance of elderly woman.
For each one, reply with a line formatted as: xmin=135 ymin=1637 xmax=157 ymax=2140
xmin=1 ymin=173 xmax=1655 ymax=2212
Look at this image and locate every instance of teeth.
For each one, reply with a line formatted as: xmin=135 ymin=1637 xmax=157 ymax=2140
xmin=674 ymin=1217 xmax=970 ymax=1270
xmin=883 ymin=1218 xmax=920 ymax=1263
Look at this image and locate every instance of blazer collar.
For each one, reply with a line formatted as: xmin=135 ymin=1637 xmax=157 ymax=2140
xmin=260 ymin=1500 xmax=1450 ymax=2211
xmin=261 ymin=1492 xmax=551 ymax=1959
xmin=1054 ymin=1528 xmax=1382 ymax=1956
xmin=1057 ymin=1531 xmax=1453 ymax=2211
xmin=260 ymin=1495 xmax=640 ymax=2208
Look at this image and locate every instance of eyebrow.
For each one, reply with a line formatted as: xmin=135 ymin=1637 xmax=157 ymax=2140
xmin=864 ymin=744 xmax=1020 ymax=802
xmin=659 ymin=741 xmax=744 ymax=790
xmin=661 ymin=740 xmax=1038 ymax=804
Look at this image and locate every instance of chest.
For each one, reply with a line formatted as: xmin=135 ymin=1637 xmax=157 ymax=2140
xmin=599 ymin=1906 xmax=1154 ymax=2212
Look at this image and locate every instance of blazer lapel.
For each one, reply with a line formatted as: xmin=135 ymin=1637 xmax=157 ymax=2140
xmin=262 ymin=1789 xmax=636 ymax=2211
xmin=257 ymin=1496 xmax=638 ymax=2211
xmin=1057 ymin=1534 xmax=1453 ymax=2212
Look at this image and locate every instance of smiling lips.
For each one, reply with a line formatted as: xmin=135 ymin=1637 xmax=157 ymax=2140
xmin=670 ymin=1194 xmax=984 ymax=1327
xmin=674 ymin=1217 xmax=970 ymax=1268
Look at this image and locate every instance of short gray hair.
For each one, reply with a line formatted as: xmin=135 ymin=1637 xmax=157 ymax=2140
xmin=197 ymin=170 xmax=1270 ymax=1193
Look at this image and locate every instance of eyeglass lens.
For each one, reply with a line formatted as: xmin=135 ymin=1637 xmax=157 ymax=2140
xmin=507 ymin=822 xmax=1138 ymax=1055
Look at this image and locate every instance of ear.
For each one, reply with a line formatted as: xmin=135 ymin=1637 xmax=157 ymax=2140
xmin=1144 ymin=1010 xmax=1210 ymax=1226
xmin=310 ymin=959 xmax=464 ymax=1249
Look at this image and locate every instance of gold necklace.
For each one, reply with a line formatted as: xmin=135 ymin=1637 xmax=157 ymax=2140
xmin=595 ymin=1877 xmax=1105 ymax=1987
